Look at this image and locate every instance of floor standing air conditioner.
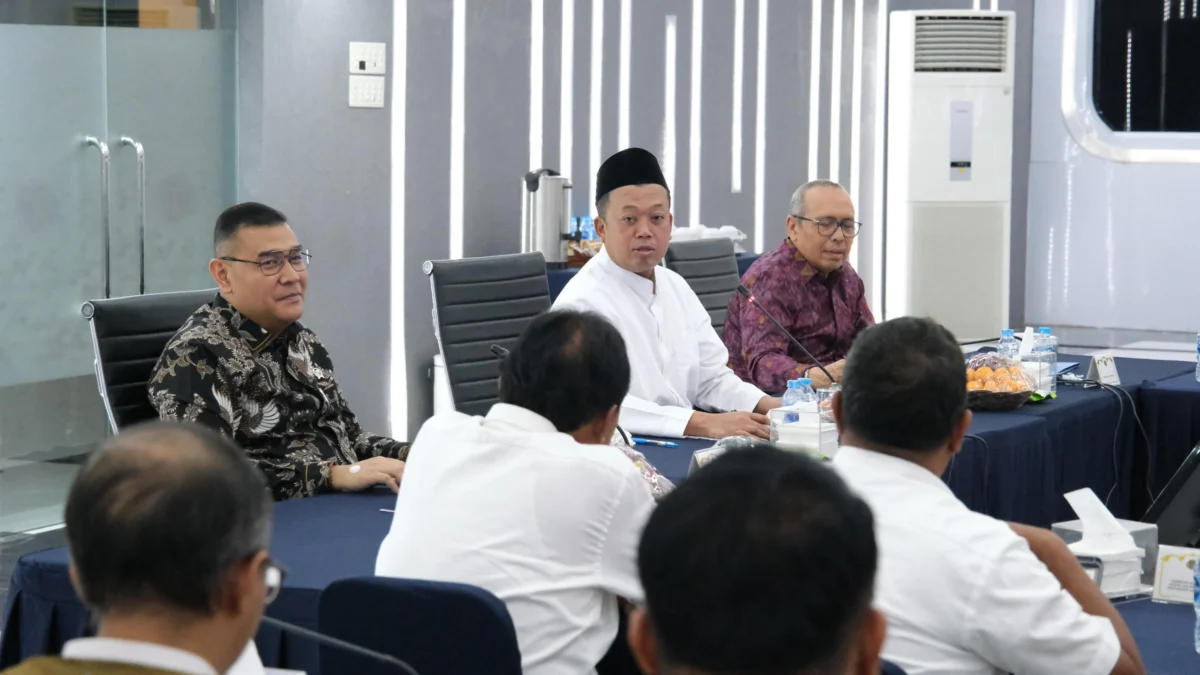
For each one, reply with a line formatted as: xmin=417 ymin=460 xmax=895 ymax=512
xmin=885 ymin=10 xmax=1015 ymax=341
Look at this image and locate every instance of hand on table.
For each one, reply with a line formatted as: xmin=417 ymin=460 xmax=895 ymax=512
xmin=685 ymin=411 xmax=771 ymax=440
xmin=808 ymin=360 xmax=846 ymax=389
xmin=330 ymin=456 xmax=406 ymax=493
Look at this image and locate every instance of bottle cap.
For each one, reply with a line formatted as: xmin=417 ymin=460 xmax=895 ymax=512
xmin=1037 ymin=327 xmax=1051 ymax=335
xmin=796 ymin=378 xmax=813 ymax=386
xmin=1001 ymin=328 xmax=1014 ymax=337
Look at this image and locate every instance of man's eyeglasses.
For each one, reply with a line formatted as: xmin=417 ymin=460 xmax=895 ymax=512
xmin=792 ymin=215 xmax=862 ymax=238
xmin=219 ymin=249 xmax=311 ymax=276
xmin=264 ymin=556 xmax=288 ymax=605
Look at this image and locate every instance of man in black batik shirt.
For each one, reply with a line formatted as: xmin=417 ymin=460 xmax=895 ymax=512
xmin=149 ymin=202 xmax=408 ymax=501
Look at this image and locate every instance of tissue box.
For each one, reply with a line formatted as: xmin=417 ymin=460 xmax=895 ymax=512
xmin=1053 ymin=519 xmax=1158 ymax=585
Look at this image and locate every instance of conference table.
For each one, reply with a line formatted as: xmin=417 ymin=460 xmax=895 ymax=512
xmin=4 ymin=491 xmax=1198 ymax=674
xmin=635 ymin=357 xmax=1192 ymax=528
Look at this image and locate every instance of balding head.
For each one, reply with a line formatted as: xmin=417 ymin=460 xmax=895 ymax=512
xmin=66 ymin=422 xmax=272 ymax=618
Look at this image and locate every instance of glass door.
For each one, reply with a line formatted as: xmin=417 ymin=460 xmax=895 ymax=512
xmin=105 ymin=0 xmax=238 ymax=295
xmin=0 ymin=3 xmax=110 ymax=535
xmin=0 ymin=0 xmax=238 ymax=535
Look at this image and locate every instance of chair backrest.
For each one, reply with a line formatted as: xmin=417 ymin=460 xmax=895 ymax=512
xmin=81 ymin=289 xmax=217 ymax=431
xmin=424 ymin=252 xmax=551 ymax=417
xmin=881 ymin=659 xmax=909 ymax=675
xmin=319 ymin=576 xmax=523 ymax=675
xmin=663 ymin=238 xmax=740 ymax=335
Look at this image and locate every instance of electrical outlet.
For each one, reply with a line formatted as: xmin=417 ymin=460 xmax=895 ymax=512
xmin=349 ymin=41 xmax=387 ymax=75
xmin=349 ymin=75 xmax=385 ymax=108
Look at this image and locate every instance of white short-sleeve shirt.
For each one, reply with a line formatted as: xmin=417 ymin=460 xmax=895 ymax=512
xmin=375 ymin=404 xmax=656 ymax=675
xmin=832 ymin=446 xmax=1121 ymax=675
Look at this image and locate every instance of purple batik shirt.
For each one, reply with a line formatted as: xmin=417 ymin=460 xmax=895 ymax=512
xmin=723 ymin=238 xmax=875 ymax=393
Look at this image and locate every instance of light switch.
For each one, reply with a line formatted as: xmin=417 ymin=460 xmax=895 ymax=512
xmin=349 ymin=42 xmax=387 ymax=75
xmin=349 ymin=75 xmax=386 ymax=108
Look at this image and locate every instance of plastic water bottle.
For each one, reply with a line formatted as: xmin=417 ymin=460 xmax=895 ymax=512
xmin=1194 ymin=333 xmax=1200 ymax=382
xmin=794 ymin=378 xmax=817 ymax=404
xmin=1193 ymin=558 xmax=1200 ymax=653
xmin=580 ymin=217 xmax=597 ymax=240
xmin=1035 ymin=327 xmax=1058 ymax=396
xmin=996 ymin=329 xmax=1019 ymax=360
xmin=781 ymin=380 xmax=801 ymax=423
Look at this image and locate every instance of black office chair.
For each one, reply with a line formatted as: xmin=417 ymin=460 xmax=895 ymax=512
xmin=81 ymin=289 xmax=217 ymax=431
xmin=663 ymin=237 xmax=741 ymax=336
xmin=881 ymin=660 xmax=909 ymax=675
xmin=424 ymin=253 xmax=551 ymax=417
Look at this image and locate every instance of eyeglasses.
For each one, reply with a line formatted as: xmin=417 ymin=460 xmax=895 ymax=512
xmin=219 ymin=249 xmax=311 ymax=276
xmin=792 ymin=215 xmax=862 ymax=238
xmin=263 ymin=556 xmax=288 ymax=605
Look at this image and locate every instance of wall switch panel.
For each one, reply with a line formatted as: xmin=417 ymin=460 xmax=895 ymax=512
xmin=349 ymin=75 xmax=385 ymax=108
xmin=349 ymin=41 xmax=387 ymax=74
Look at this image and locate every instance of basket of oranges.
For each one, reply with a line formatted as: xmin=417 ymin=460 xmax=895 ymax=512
xmin=965 ymin=353 xmax=1034 ymax=411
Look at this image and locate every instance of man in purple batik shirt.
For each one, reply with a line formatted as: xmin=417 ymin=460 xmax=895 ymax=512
xmin=723 ymin=180 xmax=875 ymax=394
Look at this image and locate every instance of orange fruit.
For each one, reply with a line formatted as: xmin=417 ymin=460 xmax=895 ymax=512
xmin=974 ymin=366 xmax=994 ymax=380
xmin=992 ymin=367 xmax=1009 ymax=379
xmin=967 ymin=381 xmax=984 ymax=391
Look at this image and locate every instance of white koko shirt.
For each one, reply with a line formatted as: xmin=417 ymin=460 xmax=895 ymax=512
xmin=833 ymin=446 xmax=1121 ymax=675
xmin=552 ymin=246 xmax=766 ymax=437
xmin=375 ymin=404 xmax=655 ymax=675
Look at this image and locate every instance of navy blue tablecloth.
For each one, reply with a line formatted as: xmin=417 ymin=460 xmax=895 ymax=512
xmin=547 ymin=252 xmax=760 ymax=303
xmin=1115 ymin=598 xmax=1200 ymax=674
xmin=0 ymin=491 xmax=397 ymax=673
xmin=1139 ymin=371 xmax=1200 ymax=504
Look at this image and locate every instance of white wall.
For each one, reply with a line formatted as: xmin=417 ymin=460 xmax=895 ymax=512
xmin=1026 ymin=0 xmax=1200 ymax=336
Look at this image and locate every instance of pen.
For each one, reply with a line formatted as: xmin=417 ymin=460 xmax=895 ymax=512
xmin=632 ymin=437 xmax=679 ymax=448
xmin=380 ymin=509 xmax=395 ymax=513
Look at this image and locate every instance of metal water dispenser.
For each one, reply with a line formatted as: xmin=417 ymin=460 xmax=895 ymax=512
xmin=520 ymin=169 xmax=574 ymax=267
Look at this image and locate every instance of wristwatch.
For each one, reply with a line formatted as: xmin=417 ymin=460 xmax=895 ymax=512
xmin=349 ymin=464 xmax=361 ymax=474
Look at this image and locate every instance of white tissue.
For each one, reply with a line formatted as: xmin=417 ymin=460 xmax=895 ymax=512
xmin=1063 ymin=488 xmax=1144 ymax=595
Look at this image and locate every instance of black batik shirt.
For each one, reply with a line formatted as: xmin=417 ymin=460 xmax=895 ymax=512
xmin=148 ymin=293 xmax=408 ymax=500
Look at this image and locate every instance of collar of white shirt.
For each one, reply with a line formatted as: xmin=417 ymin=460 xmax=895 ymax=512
xmin=485 ymin=402 xmax=562 ymax=434
xmin=62 ymin=637 xmax=218 ymax=675
xmin=595 ymin=246 xmax=656 ymax=304
xmin=833 ymin=445 xmax=954 ymax=495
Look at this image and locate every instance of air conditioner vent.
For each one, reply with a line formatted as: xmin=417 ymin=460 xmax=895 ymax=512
xmin=914 ymin=15 xmax=1007 ymax=72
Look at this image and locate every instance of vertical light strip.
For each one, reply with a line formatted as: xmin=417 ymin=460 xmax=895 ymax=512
xmin=589 ymin=0 xmax=605 ymax=209
xmin=753 ymin=0 xmax=768 ymax=251
xmin=1164 ymin=0 xmax=1171 ymax=21
xmin=972 ymin=0 xmax=980 ymax=10
xmin=731 ymin=0 xmax=745 ymax=193
xmin=829 ymin=0 xmax=844 ymax=183
xmin=1194 ymin=0 xmax=1198 ymax=19
xmin=988 ymin=0 xmax=997 ymax=10
xmin=618 ymin=0 xmax=631 ymax=149
xmin=807 ymin=0 xmax=823 ymax=181
xmin=1124 ymin=30 xmax=1133 ymax=131
xmin=1181 ymin=0 xmax=1187 ymax=19
xmin=530 ymin=0 xmax=544 ymax=170
xmin=849 ymin=0 xmax=864 ymax=269
xmin=560 ymin=0 xmax=574 ymax=180
xmin=689 ymin=0 xmax=704 ymax=226
xmin=663 ymin=15 xmax=678 ymax=193
xmin=389 ymin=0 xmax=408 ymax=440
xmin=449 ymin=0 xmax=466 ymax=259
xmin=870 ymin=0 xmax=887 ymax=313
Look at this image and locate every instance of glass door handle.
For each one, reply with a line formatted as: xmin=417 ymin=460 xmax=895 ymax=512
xmin=83 ymin=136 xmax=111 ymax=298
xmin=120 ymin=136 xmax=146 ymax=295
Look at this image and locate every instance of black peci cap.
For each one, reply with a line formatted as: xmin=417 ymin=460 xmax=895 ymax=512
xmin=595 ymin=147 xmax=670 ymax=206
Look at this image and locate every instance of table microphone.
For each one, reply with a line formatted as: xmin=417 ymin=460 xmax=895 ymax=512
xmin=259 ymin=615 xmax=420 ymax=675
xmin=735 ymin=285 xmax=835 ymax=385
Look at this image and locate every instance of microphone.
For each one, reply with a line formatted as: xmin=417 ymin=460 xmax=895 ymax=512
xmin=259 ymin=615 xmax=420 ymax=675
xmin=736 ymin=285 xmax=835 ymax=386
